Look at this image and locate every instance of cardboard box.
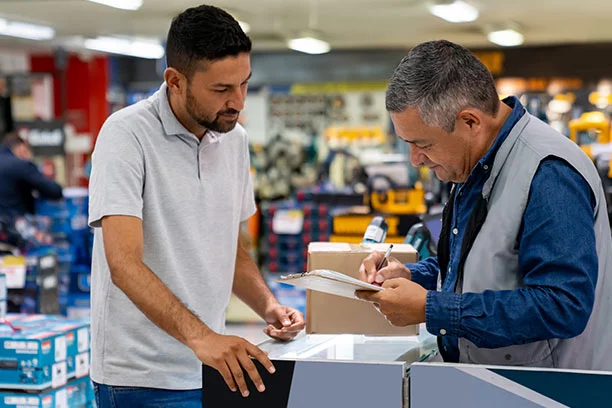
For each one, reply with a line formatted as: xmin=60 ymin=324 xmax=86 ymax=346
xmin=307 ymin=242 xmax=419 ymax=336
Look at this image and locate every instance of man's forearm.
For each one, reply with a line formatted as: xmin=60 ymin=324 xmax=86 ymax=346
xmin=110 ymin=258 xmax=212 ymax=349
xmin=233 ymin=234 xmax=278 ymax=318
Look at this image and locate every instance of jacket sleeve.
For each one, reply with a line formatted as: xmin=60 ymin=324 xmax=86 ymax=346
xmin=406 ymin=257 xmax=439 ymax=290
xmin=20 ymin=162 xmax=63 ymax=200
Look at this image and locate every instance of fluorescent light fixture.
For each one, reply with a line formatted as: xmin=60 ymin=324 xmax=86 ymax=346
xmin=0 ymin=18 xmax=55 ymax=40
xmin=87 ymin=0 xmax=143 ymax=11
xmin=84 ymin=36 xmax=164 ymax=59
xmin=487 ymin=29 xmax=524 ymax=47
xmin=288 ymin=36 xmax=330 ymax=54
xmin=429 ymin=1 xmax=479 ymax=23
xmin=237 ymin=20 xmax=250 ymax=33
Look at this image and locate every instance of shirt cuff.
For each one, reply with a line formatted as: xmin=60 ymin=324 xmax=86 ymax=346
xmin=425 ymin=290 xmax=462 ymax=338
xmin=406 ymin=262 xmax=435 ymax=289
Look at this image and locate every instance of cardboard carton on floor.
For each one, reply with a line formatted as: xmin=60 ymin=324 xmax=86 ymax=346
xmin=306 ymin=242 xmax=419 ymax=336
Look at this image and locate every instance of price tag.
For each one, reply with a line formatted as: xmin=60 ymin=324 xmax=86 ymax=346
xmin=272 ymin=210 xmax=304 ymax=234
xmin=0 ymin=256 xmax=26 ymax=289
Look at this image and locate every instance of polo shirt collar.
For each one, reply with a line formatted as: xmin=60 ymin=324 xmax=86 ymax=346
xmin=157 ymin=82 xmax=195 ymax=137
xmin=157 ymin=83 xmax=225 ymax=145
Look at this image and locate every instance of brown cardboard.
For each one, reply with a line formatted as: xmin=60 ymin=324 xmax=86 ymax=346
xmin=306 ymin=242 xmax=419 ymax=336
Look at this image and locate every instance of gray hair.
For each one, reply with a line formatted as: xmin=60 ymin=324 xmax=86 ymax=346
xmin=386 ymin=40 xmax=499 ymax=133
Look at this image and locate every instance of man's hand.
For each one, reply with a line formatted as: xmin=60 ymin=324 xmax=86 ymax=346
xmin=263 ymin=304 xmax=305 ymax=341
xmin=190 ymin=332 xmax=274 ymax=397
xmin=355 ymin=278 xmax=427 ymax=326
xmin=358 ymin=251 xmax=412 ymax=285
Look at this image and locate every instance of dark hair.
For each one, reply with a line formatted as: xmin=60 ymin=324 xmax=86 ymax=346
xmin=386 ymin=40 xmax=499 ymax=132
xmin=1 ymin=132 xmax=26 ymax=149
xmin=166 ymin=5 xmax=252 ymax=79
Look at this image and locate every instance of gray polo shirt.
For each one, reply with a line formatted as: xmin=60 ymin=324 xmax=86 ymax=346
xmin=88 ymin=83 xmax=256 ymax=389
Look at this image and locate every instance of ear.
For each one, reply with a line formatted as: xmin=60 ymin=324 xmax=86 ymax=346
xmin=164 ymin=67 xmax=186 ymax=94
xmin=457 ymin=109 xmax=482 ymax=132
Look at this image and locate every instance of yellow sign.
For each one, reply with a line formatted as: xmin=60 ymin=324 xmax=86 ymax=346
xmin=325 ymin=126 xmax=385 ymax=143
xmin=473 ymin=51 xmax=504 ymax=75
xmin=291 ymin=82 xmax=388 ymax=94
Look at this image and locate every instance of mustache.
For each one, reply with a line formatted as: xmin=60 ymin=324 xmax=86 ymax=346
xmin=219 ymin=109 xmax=240 ymax=116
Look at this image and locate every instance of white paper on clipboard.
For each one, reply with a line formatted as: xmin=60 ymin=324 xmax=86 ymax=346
xmin=278 ymin=269 xmax=383 ymax=300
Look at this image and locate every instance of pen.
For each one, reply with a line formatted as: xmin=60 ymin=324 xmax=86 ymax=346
xmin=376 ymin=244 xmax=394 ymax=271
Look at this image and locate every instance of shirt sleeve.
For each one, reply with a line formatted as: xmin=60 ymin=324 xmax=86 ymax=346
xmin=406 ymin=257 xmax=440 ymax=290
xmin=425 ymin=157 xmax=598 ymax=348
xmin=20 ymin=162 xmax=63 ymax=199
xmin=88 ymin=121 xmax=145 ymax=228
xmin=239 ymin=131 xmax=257 ymax=222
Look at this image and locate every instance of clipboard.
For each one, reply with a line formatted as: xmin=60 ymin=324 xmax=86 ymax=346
xmin=278 ymin=269 xmax=383 ymax=300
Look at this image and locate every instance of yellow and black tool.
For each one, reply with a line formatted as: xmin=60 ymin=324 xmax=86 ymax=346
xmin=569 ymin=111 xmax=612 ymax=178
xmin=367 ymin=174 xmax=427 ymax=215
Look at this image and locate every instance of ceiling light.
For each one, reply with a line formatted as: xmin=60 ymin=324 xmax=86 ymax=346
xmin=288 ymin=36 xmax=330 ymax=55
xmin=487 ymin=29 xmax=524 ymax=47
xmin=0 ymin=19 xmax=55 ymax=40
xmin=237 ymin=20 xmax=250 ymax=34
xmin=87 ymin=0 xmax=143 ymax=11
xmin=429 ymin=1 xmax=479 ymax=23
xmin=84 ymin=36 xmax=164 ymax=59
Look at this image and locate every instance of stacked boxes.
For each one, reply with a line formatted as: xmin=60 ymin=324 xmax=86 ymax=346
xmin=36 ymin=188 xmax=92 ymax=318
xmin=261 ymin=200 xmax=333 ymax=274
xmin=0 ymin=376 xmax=93 ymax=408
xmin=6 ymin=315 xmax=90 ymax=381
xmin=7 ymin=249 xmax=59 ymax=315
xmin=0 ymin=325 xmax=68 ymax=389
xmin=0 ymin=314 xmax=93 ymax=407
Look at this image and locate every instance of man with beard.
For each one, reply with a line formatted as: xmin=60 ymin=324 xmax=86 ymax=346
xmin=88 ymin=5 xmax=305 ymax=407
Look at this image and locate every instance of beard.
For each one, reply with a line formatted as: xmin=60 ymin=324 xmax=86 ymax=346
xmin=185 ymin=86 xmax=239 ymax=133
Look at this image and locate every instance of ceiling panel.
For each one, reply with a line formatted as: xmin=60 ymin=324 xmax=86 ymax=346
xmin=0 ymin=0 xmax=609 ymax=51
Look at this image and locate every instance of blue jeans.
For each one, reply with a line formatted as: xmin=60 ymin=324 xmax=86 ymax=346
xmin=93 ymin=382 xmax=201 ymax=408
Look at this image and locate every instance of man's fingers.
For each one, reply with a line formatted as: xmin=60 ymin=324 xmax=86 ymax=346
xmin=226 ymin=357 xmax=249 ymax=397
xmin=355 ymin=289 xmax=380 ymax=302
xmin=218 ymin=362 xmax=238 ymax=392
xmin=266 ymin=327 xmax=300 ymax=341
xmin=375 ymin=257 xmax=406 ymax=283
xmin=274 ymin=309 xmax=291 ymax=327
xmin=363 ymin=252 xmax=385 ymax=283
xmin=382 ymin=278 xmax=402 ymax=289
xmin=286 ymin=310 xmax=305 ymax=329
xmin=264 ymin=323 xmax=301 ymax=336
xmin=247 ymin=343 xmax=275 ymax=375
xmin=237 ymin=353 xmax=266 ymax=393
xmin=359 ymin=263 xmax=368 ymax=282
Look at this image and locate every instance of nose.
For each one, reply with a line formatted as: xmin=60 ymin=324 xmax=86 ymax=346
xmin=227 ymin=86 xmax=246 ymax=112
xmin=409 ymin=145 xmax=425 ymax=167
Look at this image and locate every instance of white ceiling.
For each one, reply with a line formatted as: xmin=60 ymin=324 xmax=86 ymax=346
xmin=0 ymin=0 xmax=612 ymax=52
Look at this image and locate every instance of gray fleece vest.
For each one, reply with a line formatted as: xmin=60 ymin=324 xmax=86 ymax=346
xmin=453 ymin=113 xmax=612 ymax=370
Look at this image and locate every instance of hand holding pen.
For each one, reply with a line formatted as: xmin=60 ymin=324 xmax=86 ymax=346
xmin=375 ymin=244 xmax=394 ymax=272
xmin=359 ymin=243 xmax=413 ymax=285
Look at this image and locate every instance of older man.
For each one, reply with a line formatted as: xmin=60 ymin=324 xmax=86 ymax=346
xmin=358 ymin=40 xmax=612 ymax=370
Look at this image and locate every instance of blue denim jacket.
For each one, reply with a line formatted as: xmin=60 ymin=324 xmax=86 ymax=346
xmin=407 ymin=97 xmax=598 ymax=361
